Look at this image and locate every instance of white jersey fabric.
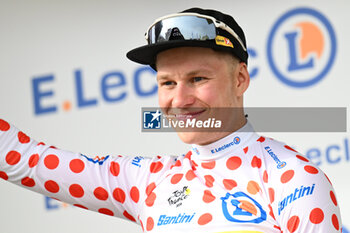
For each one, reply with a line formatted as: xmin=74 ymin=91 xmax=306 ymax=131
xmin=0 ymin=119 xmax=342 ymax=233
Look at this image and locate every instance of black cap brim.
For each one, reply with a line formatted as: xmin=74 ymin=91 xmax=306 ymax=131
xmin=126 ymin=39 xmax=235 ymax=70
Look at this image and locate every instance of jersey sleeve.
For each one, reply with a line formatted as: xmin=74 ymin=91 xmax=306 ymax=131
xmin=0 ymin=119 xmax=172 ymax=224
xmin=263 ymin=138 xmax=342 ymax=233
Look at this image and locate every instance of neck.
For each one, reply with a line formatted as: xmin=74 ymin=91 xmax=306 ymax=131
xmin=191 ymin=121 xmax=254 ymax=160
xmin=196 ymin=115 xmax=247 ymax=146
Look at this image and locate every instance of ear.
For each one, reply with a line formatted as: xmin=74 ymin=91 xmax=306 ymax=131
xmin=235 ymin=62 xmax=250 ymax=96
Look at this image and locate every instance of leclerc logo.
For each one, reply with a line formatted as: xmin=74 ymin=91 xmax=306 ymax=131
xmin=32 ymin=67 xmax=157 ymax=115
xmin=267 ymin=7 xmax=337 ymax=88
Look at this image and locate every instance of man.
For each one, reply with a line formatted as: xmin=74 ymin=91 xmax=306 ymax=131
xmin=0 ymin=7 xmax=342 ymax=233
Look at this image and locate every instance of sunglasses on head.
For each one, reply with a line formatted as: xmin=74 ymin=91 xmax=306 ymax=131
xmin=145 ymin=12 xmax=247 ymax=52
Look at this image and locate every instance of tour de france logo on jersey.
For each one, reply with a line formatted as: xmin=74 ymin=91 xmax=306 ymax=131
xmin=143 ymin=109 xmax=162 ymax=129
xmin=267 ymin=7 xmax=337 ymax=88
xmin=221 ymin=192 xmax=267 ymax=224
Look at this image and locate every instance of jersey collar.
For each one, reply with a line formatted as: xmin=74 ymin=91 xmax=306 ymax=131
xmin=190 ymin=121 xmax=255 ymax=161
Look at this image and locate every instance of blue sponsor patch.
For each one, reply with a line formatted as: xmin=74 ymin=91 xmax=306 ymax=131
xmin=80 ymin=154 xmax=109 ymax=165
xmin=157 ymin=213 xmax=195 ymax=226
xmin=221 ymin=192 xmax=266 ymax=224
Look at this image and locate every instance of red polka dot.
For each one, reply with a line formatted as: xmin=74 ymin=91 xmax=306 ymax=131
xmin=247 ymin=180 xmax=260 ymax=195
xmin=28 ymin=154 xmax=39 ymax=168
xmin=243 ymin=146 xmax=248 ymax=153
xmin=44 ymin=154 xmax=59 ymax=170
xmin=192 ymin=160 xmax=198 ymax=167
xmin=113 ymin=188 xmax=126 ymax=203
xmin=0 ymin=171 xmax=8 ymax=180
xmin=263 ymin=170 xmax=268 ymax=183
xmin=330 ymin=191 xmax=338 ymax=206
xmin=17 ymin=131 xmax=30 ymax=144
xmin=325 ymin=173 xmax=333 ymax=185
xmin=226 ymin=156 xmax=242 ymax=170
xmin=203 ymin=190 xmax=216 ymax=203
xmin=123 ymin=210 xmax=136 ymax=222
xmin=185 ymin=170 xmax=196 ymax=181
xmin=268 ymin=188 xmax=275 ymax=203
xmin=198 ymin=213 xmax=212 ymax=225
xmin=309 ymin=208 xmax=324 ymax=224
xmin=184 ymin=151 xmax=192 ymax=160
xmin=44 ymin=180 xmax=59 ymax=193
xmin=98 ymin=208 xmax=114 ymax=216
xmin=150 ymin=161 xmax=163 ymax=173
xmin=251 ymin=156 xmax=262 ymax=168
xmin=110 ymin=161 xmax=120 ymax=176
xmin=146 ymin=182 xmax=156 ymax=195
xmin=281 ymin=170 xmax=294 ymax=183
xmin=201 ymin=161 xmax=216 ymax=169
xmin=304 ymin=165 xmax=319 ymax=174
xmin=0 ymin=119 xmax=10 ymax=131
xmin=257 ymin=136 xmax=265 ymax=142
xmin=285 ymin=145 xmax=297 ymax=152
xmin=74 ymin=204 xmax=88 ymax=209
xmin=69 ymin=184 xmax=84 ymax=198
xmin=21 ymin=177 xmax=35 ymax=187
xmin=5 ymin=150 xmax=21 ymax=165
xmin=191 ymin=164 xmax=197 ymax=171
xmin=130 ymin=186 xmax=140 ymax=203
xmin=145 ymin=192 xmax=156 ymax=207
xmin=94 ymin=187 xmax=109 ymax=201
xmin=287 ymin=216 xmax=300 ymax=232
xmin=204 ymin=175 xmax=215 ymax=188
xmin=171 ymin=173 xmax=183 ymax=184
xmin=332 ymin=214 xmax=339 ymax=230
xmin=37 ymin=142 xmax=45 ymax=146
xmin=174 ymin=160 xmax=182 ymax=167
xmin=146 ymin=217 xmax=154 ymax=231
xmin=269 ymin=204 xmax=276 ymax=220
xmin=296 ymin=155 xmax=309 ymax=162
xmin=140 ymin=219 xmax=144 ymax=232
xmin=223 ymin=179 xmax=237 ymax=190
xmin=69 ymin=159 xmax=85 ymax=173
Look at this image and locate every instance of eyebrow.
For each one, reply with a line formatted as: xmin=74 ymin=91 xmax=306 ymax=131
xmin=157 ymin=69 xmax=214 ymax=81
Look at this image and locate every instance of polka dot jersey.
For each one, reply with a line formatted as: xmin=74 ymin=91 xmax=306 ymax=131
xmin=0 ymin=119 xmax=342 ymax=232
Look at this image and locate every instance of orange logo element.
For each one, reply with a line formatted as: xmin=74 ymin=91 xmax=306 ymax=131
xmin=215 ymin=35 xmax=234 ymax=48
xmin=295 ymin=21 xmax=324 ymax=59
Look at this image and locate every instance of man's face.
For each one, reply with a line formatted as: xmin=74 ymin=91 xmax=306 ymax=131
xmin=156 ymin=47 xmax=248 ymax=145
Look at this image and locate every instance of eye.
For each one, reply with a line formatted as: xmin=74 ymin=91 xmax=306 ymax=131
xmin=192 ymin=77 xmax=206 ymax=83
xmin=160 ymin=80 xmax=176 ymax=86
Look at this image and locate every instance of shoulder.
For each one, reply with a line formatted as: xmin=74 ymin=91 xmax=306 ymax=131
xmin=250 ymin=134 xmax=327 ymax=193
xmin=244 ymin=134 xmax=307 ymax=171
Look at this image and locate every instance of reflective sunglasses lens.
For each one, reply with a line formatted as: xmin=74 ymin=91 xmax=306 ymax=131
xmin=148 ymin=16 xmax=217 ymax=44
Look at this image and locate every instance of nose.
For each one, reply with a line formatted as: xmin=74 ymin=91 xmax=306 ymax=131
xmin=171 ymin=83 xmax=195 ymax=108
